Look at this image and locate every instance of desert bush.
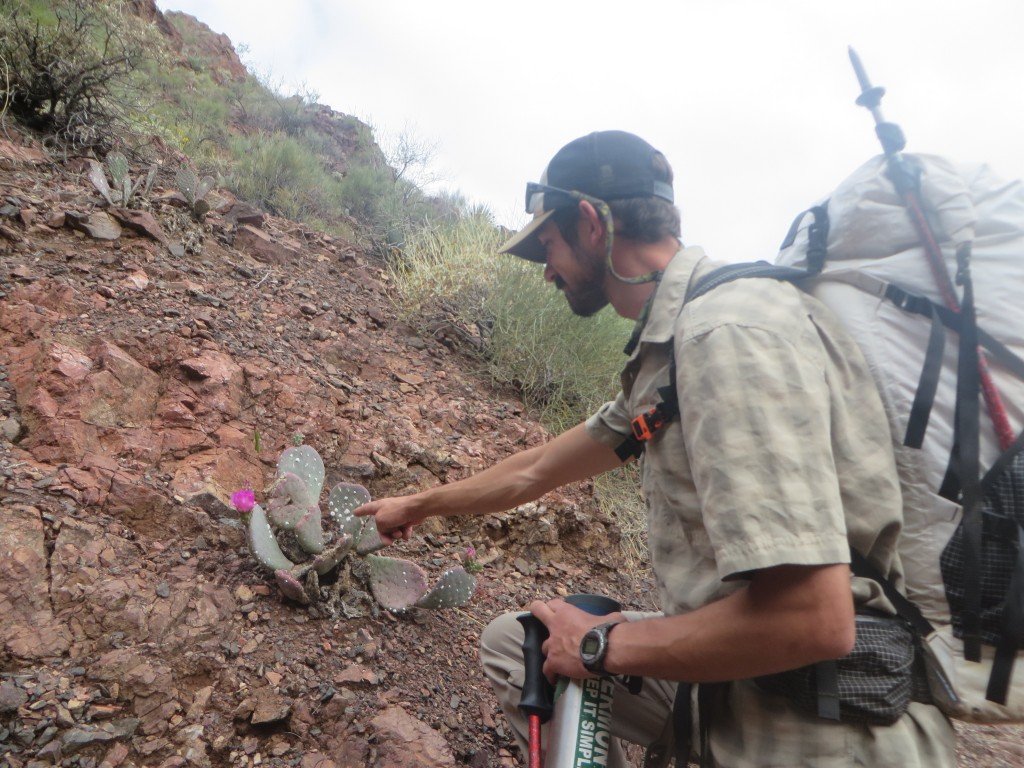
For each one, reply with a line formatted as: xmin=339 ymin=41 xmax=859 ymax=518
xmin=0 ymin=0 xmax=148 ymax=149
xmin=226 ymin=131 xmax=343 ymax=223
xmin=390 ymin=213 xmax=632 ymax=428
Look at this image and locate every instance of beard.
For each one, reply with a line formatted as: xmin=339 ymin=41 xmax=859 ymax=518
xmin=558 ymin=243 xmax=609 ymax=317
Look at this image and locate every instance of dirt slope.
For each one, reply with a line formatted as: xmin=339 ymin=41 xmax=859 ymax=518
xmin=0 ymin=131 xmax=651 ymax=768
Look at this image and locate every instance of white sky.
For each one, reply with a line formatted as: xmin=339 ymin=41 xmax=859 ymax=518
xmin=156 ymin=0 xmax=1024 ymax=261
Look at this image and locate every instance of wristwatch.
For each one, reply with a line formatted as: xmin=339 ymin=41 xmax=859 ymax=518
xmin=579 ymin=621 xmax=622 ymax=676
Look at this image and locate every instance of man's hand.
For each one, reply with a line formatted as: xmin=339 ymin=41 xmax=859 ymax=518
xmin=354 ymin=495 xmax=423 ymax=545
xmin=529 ymin=598 xmax=627 ymax=682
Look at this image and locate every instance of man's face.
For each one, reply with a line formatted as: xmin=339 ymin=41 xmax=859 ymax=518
xmin=536 ymin=219 xmax=609 ymax=317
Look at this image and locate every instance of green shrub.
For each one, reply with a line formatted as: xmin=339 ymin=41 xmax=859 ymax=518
xmin=393 ymin=213 xmax=631 ymax=428
xmin=226 ymin=131 xmax=342 ymax=222
xmin=0 ymin=0 xmax=149 ymax=150
xmin=390 ymin=212 xmax=647 ymax=561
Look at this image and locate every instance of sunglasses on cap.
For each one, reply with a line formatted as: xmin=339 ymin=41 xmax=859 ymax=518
xmin=524 ymin=182 xmax=602 ymax=216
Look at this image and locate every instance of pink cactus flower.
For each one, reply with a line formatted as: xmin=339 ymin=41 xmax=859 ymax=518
xmin=231 ymin=488 xmax=256 ymax=513
xmin=465 ymin=546 xmax=477 ymax=561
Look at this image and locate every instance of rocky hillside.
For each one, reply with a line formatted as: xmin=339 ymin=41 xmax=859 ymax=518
xmin=0 ymin=124 xmax=649 ymax=768
xmin=1 ymin=4 xmax=1023 ymax=767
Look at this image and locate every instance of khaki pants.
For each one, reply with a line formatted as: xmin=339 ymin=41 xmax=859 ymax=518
xmin=480 ymin=611 xmax=956 ymax=768
xmin=480 ymin=610 xmax=676 ymax=767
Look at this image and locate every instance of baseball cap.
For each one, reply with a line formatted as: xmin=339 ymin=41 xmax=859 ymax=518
xmin=499 ymin=130 xmax=675 ymax=263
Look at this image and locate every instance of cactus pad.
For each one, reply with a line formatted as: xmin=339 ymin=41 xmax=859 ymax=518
xmin=365 ymin=555 xmax=429 ymax=611
xmin=277 ymin=445 xmax=325 ymax=502
xmin=355 ymin=519 xmax=386 ymax=554
xmin=248 ymin=504 xmax=294 ymax=572
xmin=243 ymin=446 xmax=469 ymax=611
xmin=294 ymin=505 xmax=325 ymax=554
xmin=269 ymin=471 xmax=314 ymax=508
xmin=414 ymin=567 xmax=477 ymax=610
xmin=275 ymin=569 xmax=310 ymax=604
xmin=266 ymin=502 xmax=305 ymax=530
xmin=328 ymin=482 xmax=371 ymax=537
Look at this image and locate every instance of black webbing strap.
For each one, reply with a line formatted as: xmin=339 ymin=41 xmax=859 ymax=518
xmin=672 ymin=682 xmax=692 ymax=767
xmin=882 ymin=283 xmax=1024 ymax=381
xmin=671 ymin=682 xmax=722 ymax=768
xmin=849 ymin=550 xmax=936 ymax=638
xmin=684 ymin=262 xmax=809 ymax=303
xmin=778 ymin=203 xmax=831 ymax=275
xmin=988 ymin=521 xmax=1024 ymax=704
xmin=904 ymin=302 xmax=946 ymax=449
xmin=814 ymin=660 xmax=841 ymax=720
xmin=616 ymin=263 xmax=808 ymax=462
xmin=955 ymin=244 xmax=984 ymax=663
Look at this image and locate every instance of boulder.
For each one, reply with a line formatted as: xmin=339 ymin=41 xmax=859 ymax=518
xmin=369 ymin=706 xmax=455 ymax=768
xmin=234 ymin=224 xmax=299 ymax=264
xmin=67 ymin=211 xmax=122 ymax=241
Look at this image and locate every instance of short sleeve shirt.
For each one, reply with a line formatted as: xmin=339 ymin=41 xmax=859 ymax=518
xmin=585 ymin=247 xmax=953 ymax=766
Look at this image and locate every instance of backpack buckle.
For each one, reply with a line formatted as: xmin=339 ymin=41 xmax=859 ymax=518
xmin=631 ymin=407 xmax=666 ymax=442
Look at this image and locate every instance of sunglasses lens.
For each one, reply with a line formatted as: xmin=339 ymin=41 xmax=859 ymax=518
xmin=525 ymin=183 xmax=543 ymax=213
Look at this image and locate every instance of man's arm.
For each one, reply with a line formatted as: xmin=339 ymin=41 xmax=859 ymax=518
xmin=532 ymin=562 xmax=855 ymax=682
xmin=355 ymin=422 xmax=625 ymax=543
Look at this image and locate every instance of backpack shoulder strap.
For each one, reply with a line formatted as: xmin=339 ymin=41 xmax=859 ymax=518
xmin=685 ymin=261 xmax=809 ymax=303
xmin=615 ymin=262 xmax=810 ymax=461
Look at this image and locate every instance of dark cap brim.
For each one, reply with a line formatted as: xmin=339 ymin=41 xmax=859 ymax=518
xmin=498 ymin=209 xmax=555 ymax=263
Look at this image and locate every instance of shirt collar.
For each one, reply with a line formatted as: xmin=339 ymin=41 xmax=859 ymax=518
xmin=623 ymin=246 xmax=707 ymax=355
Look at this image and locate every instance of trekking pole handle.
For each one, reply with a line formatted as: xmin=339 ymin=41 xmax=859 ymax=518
xmin=517 ymin=614 xmax=555 ymax=723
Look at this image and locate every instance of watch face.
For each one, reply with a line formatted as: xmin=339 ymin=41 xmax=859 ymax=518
xmin=581 ymin=634 xmax=601 ymax=657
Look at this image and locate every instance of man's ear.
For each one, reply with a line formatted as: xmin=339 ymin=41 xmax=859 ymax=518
xmin=576 ymin=200 xmax=605 ymax=248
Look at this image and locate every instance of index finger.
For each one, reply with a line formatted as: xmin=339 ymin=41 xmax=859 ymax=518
xmin=353 ymin=501 xmax=377 ymax=517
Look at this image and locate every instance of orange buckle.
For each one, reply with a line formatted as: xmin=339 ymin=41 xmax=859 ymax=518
xmin=631 ymin=408 xmax=663 ymax=442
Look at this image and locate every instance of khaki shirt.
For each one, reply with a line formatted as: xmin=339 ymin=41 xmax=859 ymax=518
xmin=585 ymin=247 xmax=953 ymax=766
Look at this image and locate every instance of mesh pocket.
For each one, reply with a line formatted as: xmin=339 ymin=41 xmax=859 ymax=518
xmin=755 ymin=613 xmax=916 ymax=725
xmin=940 ymin=451 xmax=1024 ymax=646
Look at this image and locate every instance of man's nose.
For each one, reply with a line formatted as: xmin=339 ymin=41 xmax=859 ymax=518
xmin=543 ymin=263 xmax=556 ymax=283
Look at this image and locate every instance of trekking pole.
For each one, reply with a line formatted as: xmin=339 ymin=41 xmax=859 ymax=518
xmin=517 ymin=594 xmax=622 ymax=768
xmin=848 ymin=47 xmax=1016 ymax=451
xmin=517 ymin=613 xmax=554 ymax=768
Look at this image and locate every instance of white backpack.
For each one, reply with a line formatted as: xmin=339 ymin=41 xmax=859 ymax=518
xmin=775 ymin=153 xmax=1024 ymax=722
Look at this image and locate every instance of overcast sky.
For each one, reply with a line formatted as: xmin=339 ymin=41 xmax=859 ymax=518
xmin=155 ymin=0 xmax=1024 ymax=261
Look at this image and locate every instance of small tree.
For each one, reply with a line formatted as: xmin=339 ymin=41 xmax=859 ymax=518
xmin=0 ymin=0 xmax=148 ymax=149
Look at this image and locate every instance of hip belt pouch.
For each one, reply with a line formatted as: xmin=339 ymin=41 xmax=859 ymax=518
xmin=754 ymin=612 xmax=918 ymax=725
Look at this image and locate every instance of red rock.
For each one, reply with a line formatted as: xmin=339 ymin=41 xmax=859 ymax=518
xmin=123 ymin=270 xmax=150 ymax=290
xmin=0 ymin=505 xmax=72 ymax=658
xmin=111 ymin=208 xmax=169 ymax=245
xmin=67 ymin=211 xmax=122 ymax=241
xmin=179 ymin=350 xmax=244 ymax=417
xmin=334 ymin=665 xmax=379 ymax=685
xmin=234 ymin=224 xmax=299 ymax=264
xmin=226 ymin=202 xmax=265 ymax=227
xmin=170 ymin=448 xmax=262 ymax=514
xmin=0 ymin=137 xmax=47 ymax=164
xmin=369 ymin=705 xmax=455 ymax=768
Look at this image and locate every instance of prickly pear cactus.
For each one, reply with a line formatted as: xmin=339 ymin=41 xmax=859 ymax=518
xmin=239 ymin=445 xmax=476 ymax=611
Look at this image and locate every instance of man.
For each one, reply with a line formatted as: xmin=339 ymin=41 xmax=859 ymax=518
xmin=356 ymin=131 xmax=954 ymax=766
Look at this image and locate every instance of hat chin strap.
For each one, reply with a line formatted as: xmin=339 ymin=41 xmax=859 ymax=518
xmin=593 ymin=198 xmax=662 ymax=285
